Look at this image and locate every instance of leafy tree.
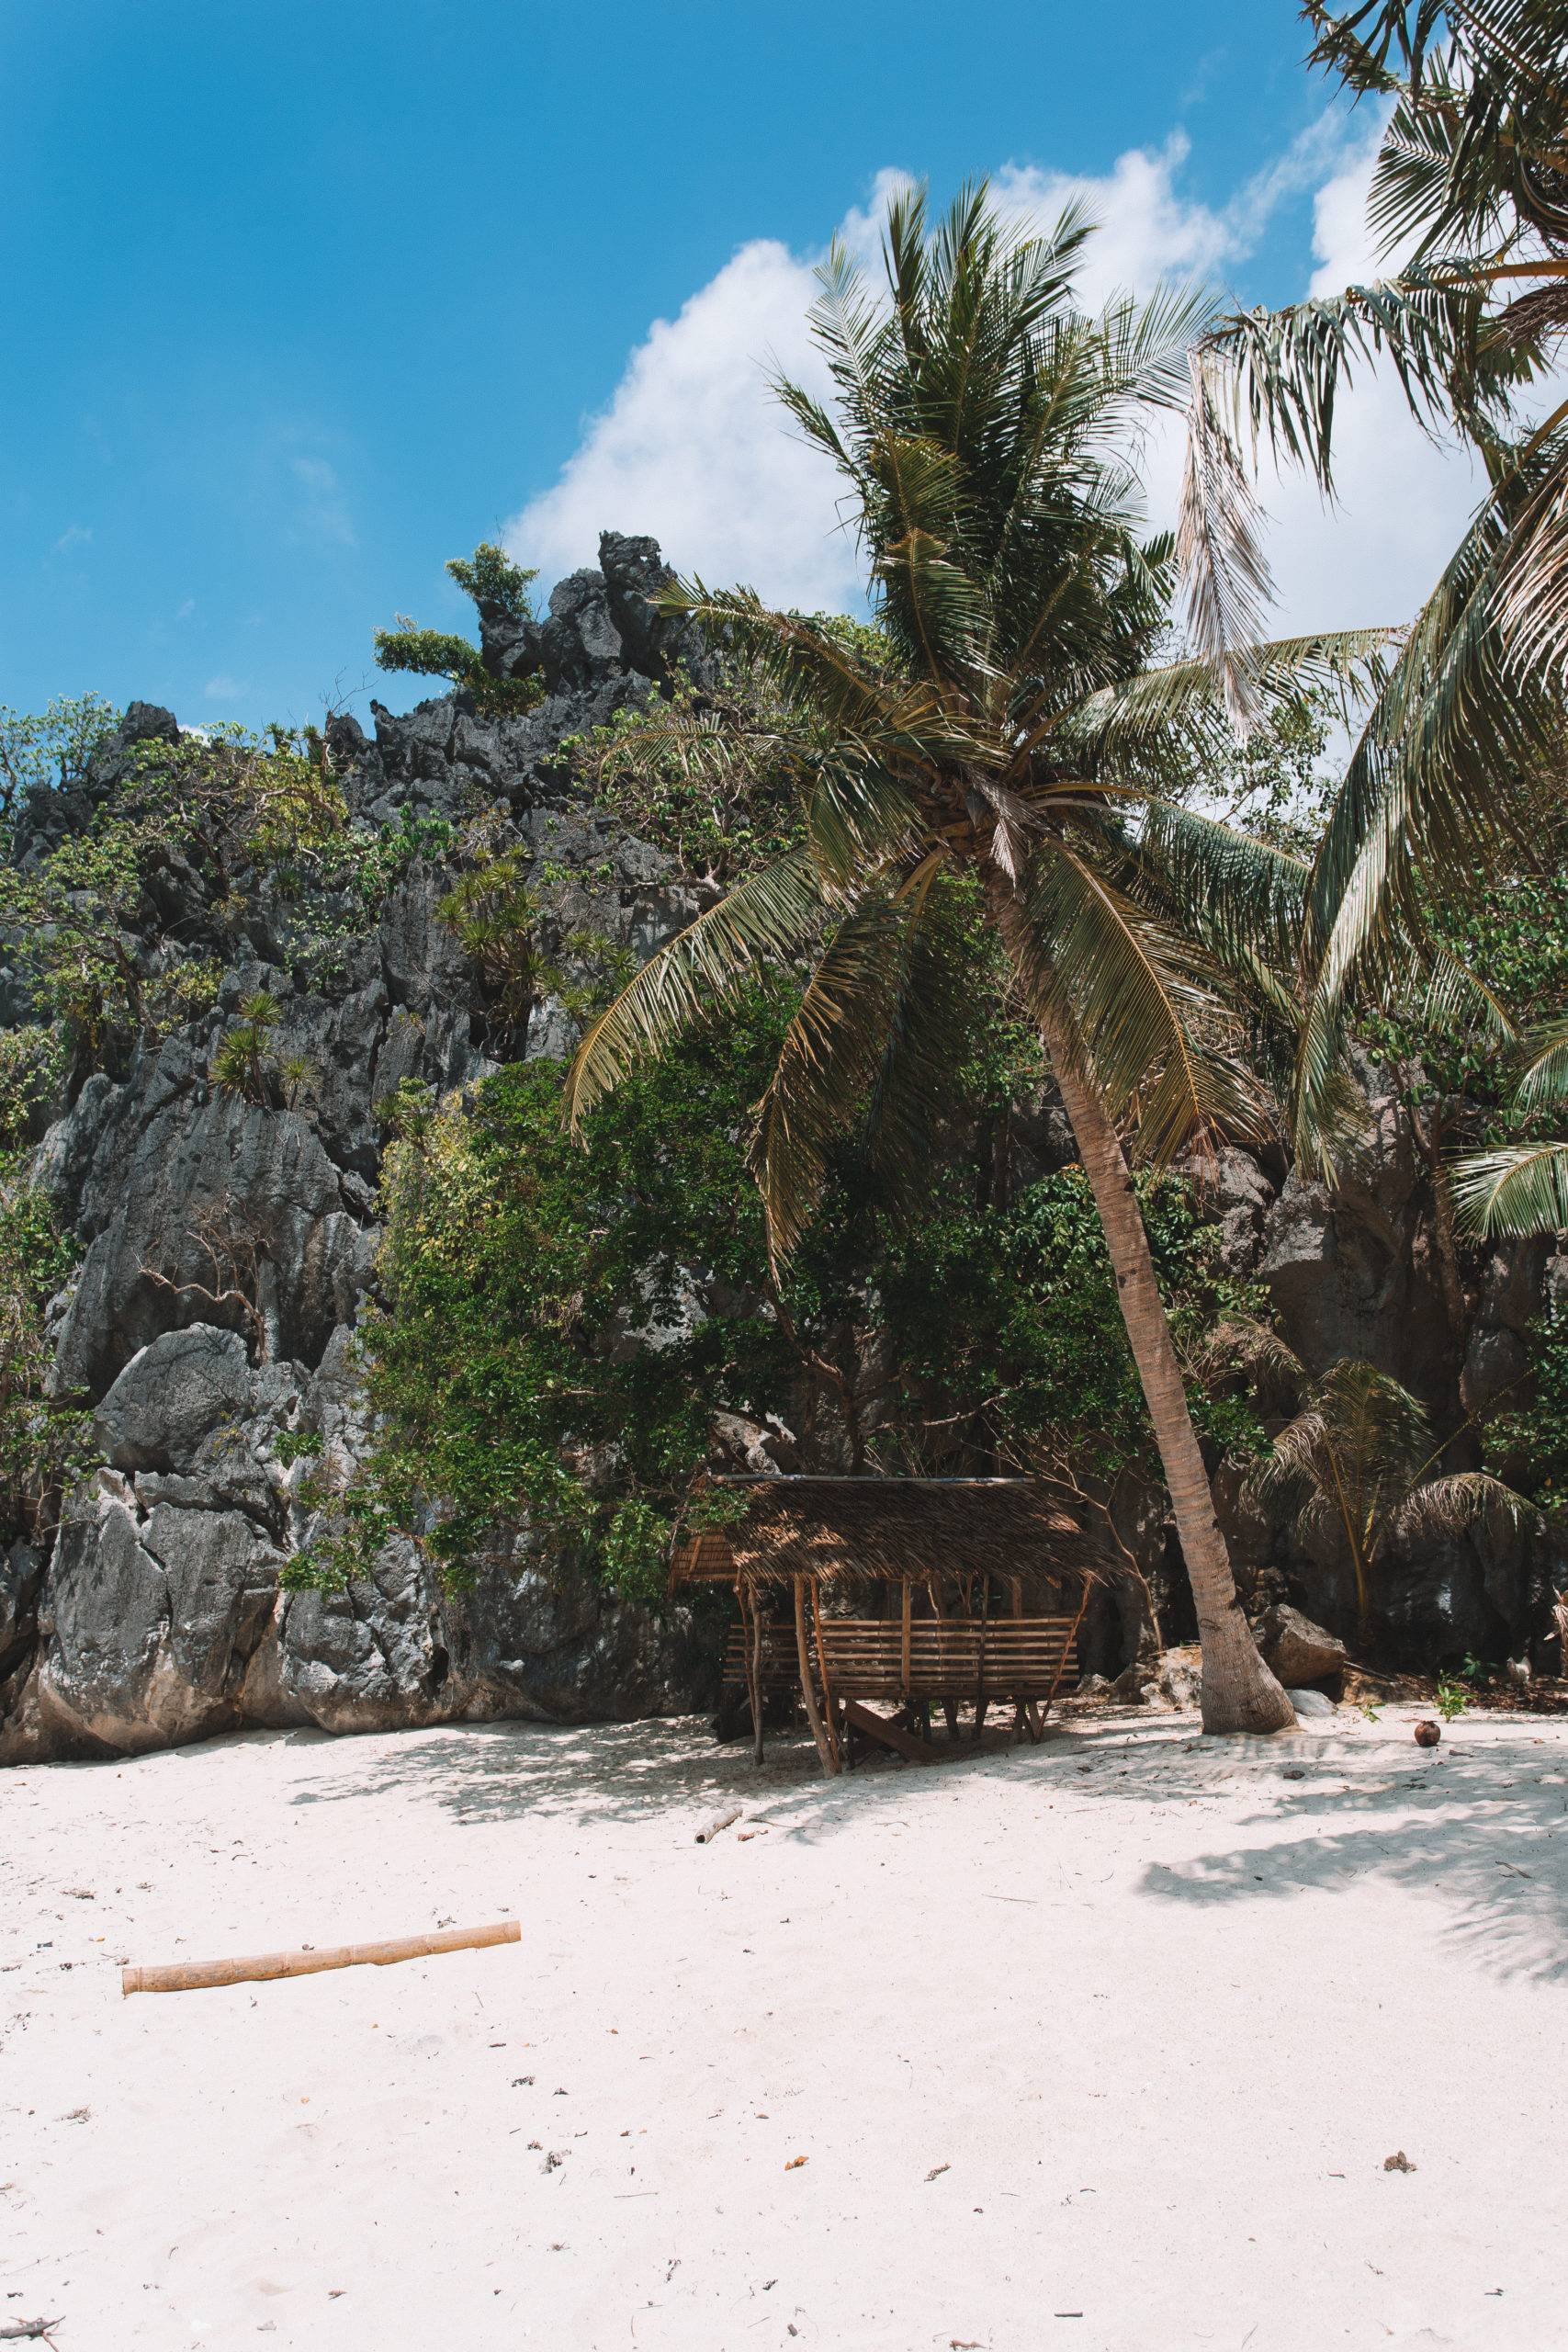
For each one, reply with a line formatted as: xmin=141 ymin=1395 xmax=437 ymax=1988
xmin=0 ymin=816 xmax=156 ymax=1071
xmin=1353 ymin=828 xmax=1568 ymax=1315
xmin=374 ymin=542 xmax=544 ymax=715
xmin=0 ymin=1027 xmax=67 ymax=1150
xmin=299 ymin=1000 xmax=803 ymax=1602
xmin=299 ymin=967 xmax=1276 ymax=1619
xmin=568 ymin=617 xmax=886 ymax=886
xmin=435 ymin=852 xmax=556 ymax=1046
xmin=566 ymin=187 xmax=1382 ymax=1731
xmin=0 ymin=694 xmax=119 ymax=821
xmin=125 ymin=721 xmax=352 ymax=894
xmin=1183 ymin=1 xmax=1568 ymax=1159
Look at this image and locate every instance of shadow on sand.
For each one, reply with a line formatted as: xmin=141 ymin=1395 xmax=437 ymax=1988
xmin=1136 ymin=1734 xmax=1568 ymax=1983
xmin=285 ymin=1709 xmax=1568 ymax=1981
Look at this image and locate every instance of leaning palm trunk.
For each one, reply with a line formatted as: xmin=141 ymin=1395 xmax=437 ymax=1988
xmin=1003 ymin=882 xmax=1294 ymax=1734
xmin=1044 ymin=1041 xmax=1294 ymax=1732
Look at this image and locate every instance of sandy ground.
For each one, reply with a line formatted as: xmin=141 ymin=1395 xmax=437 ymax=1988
xmin=4 ymin=1702 xmax=1567 ymax=2352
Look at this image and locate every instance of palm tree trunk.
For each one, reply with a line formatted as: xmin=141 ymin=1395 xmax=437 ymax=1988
xmin=1035 ymin=1013 xmax=1296 ymax=1735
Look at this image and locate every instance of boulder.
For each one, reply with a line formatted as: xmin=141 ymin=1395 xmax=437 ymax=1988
xmin=32 ymin=1493 xmax=282 ymax=1755
xmin=92 ymin=1325 xmax=251 ymax=1472
xmin=1156 ymin=1646 xmax=1203 ymax=1709
xmin=1289 ymin=1687 xmax=1337 ymax=1720
xmin=1258 ymin=1603 xmax=1348 ymax=1691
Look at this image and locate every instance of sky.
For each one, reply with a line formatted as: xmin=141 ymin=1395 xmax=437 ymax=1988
xmin=1 ymin=1 xmax=1483 ymax=732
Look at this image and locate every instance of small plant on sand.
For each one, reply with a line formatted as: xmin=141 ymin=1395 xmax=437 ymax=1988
xmin=1436 ymin=1674 xmax=1470 ymax=1724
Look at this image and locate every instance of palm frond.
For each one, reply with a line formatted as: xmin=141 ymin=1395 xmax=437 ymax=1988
xmin=1450 ymin=1139 xmax=1568 ymax=1235
xmin=1292 ymin=490 xmax=1551 ymax=1163
xmin=1007 ymin=839 xmax=1265 ymax=1163
xmin=564 ymin=850 xmax=824 ymax=1129
xmin=1179 ymin=352 xmax=1276 ymax=729
xmin=1132 ymin=800 xmax=1309 ymax=978
xmin=1514 ymin=1013 xmax=1568 ymax=1111
xmin=1394 ymin=1469 xmax=1539 ymax=1544
xmin=750 ymin=855 xmax=958 ymax=1262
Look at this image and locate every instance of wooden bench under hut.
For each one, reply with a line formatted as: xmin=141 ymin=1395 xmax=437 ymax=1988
xmin=672 ymin=1475 xmax=1097 ymax=1777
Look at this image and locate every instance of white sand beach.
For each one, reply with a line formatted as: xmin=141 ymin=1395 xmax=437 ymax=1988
xmin=4 ymin=1704 xmax=1565 ymax=2352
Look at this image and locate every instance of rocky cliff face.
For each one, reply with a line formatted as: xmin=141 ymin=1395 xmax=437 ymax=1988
xmin=0 ymin=534 xmax=718 ymax=1762
xmin=2 ymin=532 xmax=1563 ymax=1762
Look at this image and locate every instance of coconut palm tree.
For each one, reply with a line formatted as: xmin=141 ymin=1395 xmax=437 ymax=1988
xmin=1451 ymin=1013 xmax=1568 ymax=1231
xmin=1247 ymin=1352 xmax=1537 ymax=1645
xmin=1181 ymin=2 xmax=1568 ymax=1162
xmin=565 ymin=189 xmax=1390 ymax=1732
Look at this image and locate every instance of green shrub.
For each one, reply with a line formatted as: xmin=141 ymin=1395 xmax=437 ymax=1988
xmin=0 ymin=1168 xmax=88 ymax=1544
xmin=374 ymin=543 xmax=544 ymax=716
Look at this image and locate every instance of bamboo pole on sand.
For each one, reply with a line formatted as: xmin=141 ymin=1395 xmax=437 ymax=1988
xmin=122 ymin=1918 xmax=519 ymax=1996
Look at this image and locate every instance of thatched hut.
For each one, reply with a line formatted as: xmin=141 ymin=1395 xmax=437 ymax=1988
xmin=672 ymin=1475 xmax=1097 ymax=1776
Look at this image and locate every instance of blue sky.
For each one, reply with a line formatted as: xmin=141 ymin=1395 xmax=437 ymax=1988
xmin=1 ymin=3 xmax=1469 ymax=731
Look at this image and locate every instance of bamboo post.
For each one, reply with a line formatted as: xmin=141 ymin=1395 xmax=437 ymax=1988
xmin=122 ymin=1918 xmax=519 ymax=1997
xmin=737 ymin=1577 xmax=765 ymax=1765
xmin=931 ymin=1576 xmax=960 ymax=1739
xmin=1041 ymin=1577 xmax=1092 ymax=1724
xmin=973 ymin=1575 xmax=990 ymax=1744
xmin=810 ymin=1576 xmax=841 ymax=1771
xmin=900 ymin=1579 xmax=912 ymax=1706
xmin=794 ymin=1576 xmax=839 ymax=1778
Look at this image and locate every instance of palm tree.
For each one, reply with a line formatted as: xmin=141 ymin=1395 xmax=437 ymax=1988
xmin=1450 ymin=1013 xmax=1568 ymax=1232
xmin=1182 ymin=2 xmax=1568 ymax=1162
xmin=566 ymin=187 xmax=1384 ymax=1733
xmin=1247 ymin=1351 xmax=1536 ymax=1645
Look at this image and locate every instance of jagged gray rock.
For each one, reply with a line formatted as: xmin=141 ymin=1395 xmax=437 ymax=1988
xmin=93 ymin=1326 xmax=252 ymax=1472
xmin=1 ymin=534 xmax=721 ymax=1765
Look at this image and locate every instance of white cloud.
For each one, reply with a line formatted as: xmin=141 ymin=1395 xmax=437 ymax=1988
xmin=1260 ymin=128 xmax=1483 ymax=636
xmin=509 ymin=241 xmax=855 ymax=612
xmin=505 ymin=141 xmax=1264 ymax=610
xmin=504 ymin=118 xmax=1487 ymax=643
xmin=53 ymin=523 xmax=93 ymax=555
xmin=288 ymin=454 xmax=355 ymax=548
xmin=202 ymin=674 xmax=247 ymax=703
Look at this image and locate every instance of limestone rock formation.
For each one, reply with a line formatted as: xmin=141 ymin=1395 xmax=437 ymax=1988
xmin=3 ymin=526 xmax=1565 ymax=1764
xmin=1 ymin=535 xmax=708 ymax=1762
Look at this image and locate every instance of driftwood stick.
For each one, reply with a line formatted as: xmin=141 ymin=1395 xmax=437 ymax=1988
xmin=694 ymin=1808 xmax=742 ymax=1845
xmin=122 ymin=1917 xmax=519 ymax=1996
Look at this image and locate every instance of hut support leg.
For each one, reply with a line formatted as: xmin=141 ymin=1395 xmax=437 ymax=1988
xmin=737 ymin=1579 xmax=765 ymax=1766
xmin=794 ymin=1577 xmax=838 ymax=1779
xmin=1039 ymin=1579 xmax=1092 ymax=1730
xmin=810 ymin=1577 xmax=841 ymax=1773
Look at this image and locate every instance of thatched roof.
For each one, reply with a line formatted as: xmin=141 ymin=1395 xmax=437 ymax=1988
xmin=673 ymin=1475 xmax=1098 ymax=1589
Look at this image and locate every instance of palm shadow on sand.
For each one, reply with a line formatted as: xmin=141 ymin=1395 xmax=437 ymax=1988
xmin=283 ymin=1712 xmax=1568 ymax=1981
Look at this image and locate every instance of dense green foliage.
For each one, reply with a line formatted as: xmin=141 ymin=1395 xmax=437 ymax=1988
xmin=1485 ymin=1300 xmax=1568 ymax=1511
xmin=0 ymin=718 xmax=461 ymax=1093
xmin=564 ymin=615 xmax=888 ymax=885
xmin=0 ymin=1164 xmax=87 ymax=1546
xmin=288 ymin=923 xmax=1270 ymax=1603
xmin=374 ymin=542 xmax=545 ymax=716
xmin=0 ymin=694 xmax=119 ymax=820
